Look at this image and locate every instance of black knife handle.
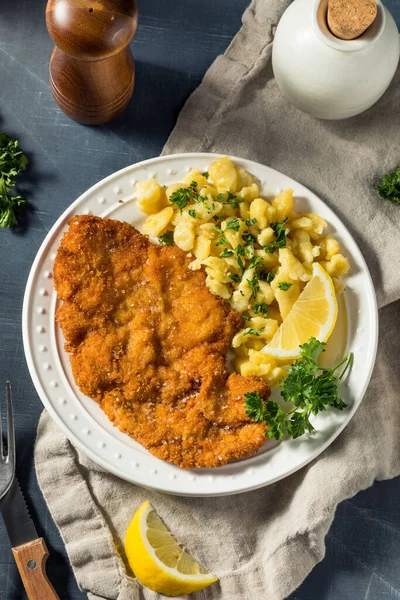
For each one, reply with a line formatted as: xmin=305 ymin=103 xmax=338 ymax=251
xmin=12 ymin=538 xmax=60 ymax=600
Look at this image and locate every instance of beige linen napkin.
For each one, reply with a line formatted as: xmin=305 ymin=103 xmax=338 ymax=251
xmin=34 ymin=1 xmax=400 ymax=599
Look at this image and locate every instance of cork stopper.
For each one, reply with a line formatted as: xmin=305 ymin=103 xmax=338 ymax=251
xmin=327 ymin=0 xmax=377 ymax=40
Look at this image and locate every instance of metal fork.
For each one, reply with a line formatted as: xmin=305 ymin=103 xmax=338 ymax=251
xmin=0 ymin=381 xmax=15 ymax=501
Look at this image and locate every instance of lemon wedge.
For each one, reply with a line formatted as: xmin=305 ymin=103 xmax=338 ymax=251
xmin=125 ymin=500 xmax=218 ymax=597
xmin=263 ymin=262 xmax=338 ymax=361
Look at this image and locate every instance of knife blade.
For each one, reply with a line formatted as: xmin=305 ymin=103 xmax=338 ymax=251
xmin=0 ymin=478 xmax=38 ymax=547
xmin=0 ymin=477 xmax=60 ymax=599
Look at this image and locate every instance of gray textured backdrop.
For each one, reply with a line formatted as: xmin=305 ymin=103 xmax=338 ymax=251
xmin=0 ymin=1 xmax=399 ymax=598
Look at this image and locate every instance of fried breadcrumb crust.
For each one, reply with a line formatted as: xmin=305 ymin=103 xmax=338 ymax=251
xmin=54 ymin=215 xmax=269 ymax=468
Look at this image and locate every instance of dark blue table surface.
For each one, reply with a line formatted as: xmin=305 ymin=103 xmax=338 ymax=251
xmin=0 ymin=1 xmax=399 ymax=599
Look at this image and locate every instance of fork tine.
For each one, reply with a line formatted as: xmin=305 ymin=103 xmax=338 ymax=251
xmin=6 ymin=382 xmax=15 ymax=471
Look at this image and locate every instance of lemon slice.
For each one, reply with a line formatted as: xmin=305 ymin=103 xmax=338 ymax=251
xmin=263 ymin=262 xmax=338 ymax=361
xmin=125 ymin=500 xmax=218 ymax=597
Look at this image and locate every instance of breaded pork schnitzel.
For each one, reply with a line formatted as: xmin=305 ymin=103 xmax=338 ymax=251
xmin=54 ymin=215 xmax=269 ymax=468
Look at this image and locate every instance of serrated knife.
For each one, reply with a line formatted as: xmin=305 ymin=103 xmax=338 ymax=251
xmin=0 ymin=478 xmax=60 ymax=600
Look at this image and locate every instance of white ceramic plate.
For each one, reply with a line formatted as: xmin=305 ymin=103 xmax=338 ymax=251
xmin=22 ymin=153 xmax=378 ymax=497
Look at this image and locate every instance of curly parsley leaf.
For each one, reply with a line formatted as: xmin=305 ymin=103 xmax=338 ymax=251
xmin=245 ymin=337 xmax=353 ymax=440
xmin=377 ymin=167 xmax=400 ymax=205
xmin=244 ymin=391 xmax=266 ymax=422
xmin=0 ymin=194 xmax=27 ymax=228
xmin=286 ymin=411 xmax=315 ymax=438
xmin=0 ymin=133 xmax=29 ymax=228
xmin=158 ymin=231 xmax=174 ymax=246
xmin=278 ymin=282 xmax=292 ymax=291
xmin=298 ymin=337 xmax=325 ymax=366
xmin=245 ymin=393 xmax=287 ymax=440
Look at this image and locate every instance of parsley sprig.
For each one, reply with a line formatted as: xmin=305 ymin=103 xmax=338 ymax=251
xmin=245 ymin=337 xmax=353 ymax=440
xmin=0 ymin=133 xmax=29 ymax=228
xmin=377 ymin=167 xmax=400 ymax=205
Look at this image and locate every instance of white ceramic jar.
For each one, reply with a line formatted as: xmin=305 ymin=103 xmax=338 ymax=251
xmin=272 ymin=0 xmax=400 ymax=119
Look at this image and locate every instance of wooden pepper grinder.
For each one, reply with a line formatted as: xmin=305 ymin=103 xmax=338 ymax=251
xmin=46 ymin=0 xmax=138 ymax=125
xmin=327 ymin=0 xmax=377 ymax=40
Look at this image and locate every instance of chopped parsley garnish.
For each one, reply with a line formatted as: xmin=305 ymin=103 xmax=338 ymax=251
xmin=207 ymin=201 xmax=216 ymax=214
xmin=158 ymin=231 xmax=174 ymax=246
xmin=0 ymin=133 xmax=29 ymax=228
xmin=242 ymin=232 xmax=257 ymax=246
xmin=241 ymin=315 xmax=251 ymax=321
xmin=264 ymin=218 xmax=290 ymax=253
xmin=246 ymin=218 xmax=257 ymax=226
xmin=169 ymin=181 xmax=199 ymax=211
xmin=229 ymin=273 xmax=241 ymax=283
xmin=243 ymin=327 xmax=265 ymax=337
xmin=245 ymin=337 xmax=353 ymax=440
xmin=188 ymin=209 xmax=196 ymax=218
xmin=169 ymin=181 xmax=212 ymax=212
xmin=202 ymin=171 xmax=209 ymax=178
xmin=246 ymin=258 xmax=276 ymax=300
xmin=225 ymin=218 xmax=241 ymax=232
xmin=217 ymin=191 xmax=243 ymax=208
xmin=248 ymin=256 xmax=263 ymax=269
xmin=278 ymin=282 xmax=292 ymax=291
xmin=258 ymin=269 xmax=275 ymax=283
xmin=377 ymin=167 xmax=400 ymax=205
xmin=235 ymin=244 xmax=247 ymax=272
xmin=220 ymin=248 xmax=234 ymax=258
xmin=213 ymin=225 xmax=228 ymax=246
xmin=247 ymin=275 xmax=260 ymax=300
xmin=253 ymin=302 xmax=269 ymax=316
